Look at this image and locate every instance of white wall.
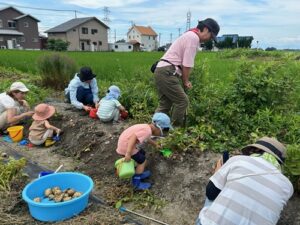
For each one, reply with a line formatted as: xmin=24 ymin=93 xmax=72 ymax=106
xmin=109 ymin=43 xmax=133 ymax=52
xmin=141 ymin=35 xmax=157 ymax=51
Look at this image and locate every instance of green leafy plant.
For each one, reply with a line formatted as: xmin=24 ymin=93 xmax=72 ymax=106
xmin=37 ymin=53 xmax=77 ymax=90
xmin=284 ymin=144 xmax=300 ymax=192
xmin=0 ymin=157 xmax=26 ymax=193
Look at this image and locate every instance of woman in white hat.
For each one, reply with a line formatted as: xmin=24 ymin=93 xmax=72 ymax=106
xmin=0 ymin=82 xmax=34 ymax=131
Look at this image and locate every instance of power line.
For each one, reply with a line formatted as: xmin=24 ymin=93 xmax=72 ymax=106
xmin=0 ymin=2 xmax=80 ymax=12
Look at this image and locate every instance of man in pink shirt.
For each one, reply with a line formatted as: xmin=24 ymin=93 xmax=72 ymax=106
xmin=116 ymin=112 xmax=172 ymax=190
xmin=154 ymin=18 xmax=220 ymax=126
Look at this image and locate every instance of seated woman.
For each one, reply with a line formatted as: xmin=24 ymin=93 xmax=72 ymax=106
xmin=65 ymin=67 xmax=99 ymax=112
xmin=0 ymin=82 xmax=34 ymax=131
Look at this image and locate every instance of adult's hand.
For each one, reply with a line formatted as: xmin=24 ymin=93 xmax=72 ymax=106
xmin=83 ymin=105 xmax=91 ymax=111
xmin=23 ymin=111 xmax=34 ymax=117
xmin=184 ymin=81 xmax=192 ymax=89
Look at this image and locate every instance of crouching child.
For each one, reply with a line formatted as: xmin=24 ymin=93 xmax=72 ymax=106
xmin=97 ymin=85 xmax=127 ymax=124
xmin=116 ymin=112 xmax=172 ymax=190
xmin=29 ymin=103 xmax=61 ymax=147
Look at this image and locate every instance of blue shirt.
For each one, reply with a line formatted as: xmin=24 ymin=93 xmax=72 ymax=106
xmin=65 ymin=74 xmax=99 ymax=109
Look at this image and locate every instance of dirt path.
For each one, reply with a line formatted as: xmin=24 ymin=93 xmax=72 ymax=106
xmin=1 ymin=101 xmax=299 ymax=225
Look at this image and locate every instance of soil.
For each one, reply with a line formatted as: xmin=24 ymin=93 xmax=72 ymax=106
xmin=0 ymin=101 xmax=299 ymax=225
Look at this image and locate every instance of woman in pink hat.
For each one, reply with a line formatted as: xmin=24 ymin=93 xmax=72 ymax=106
xmin=29 ymin=103 xmax=61 ymax=147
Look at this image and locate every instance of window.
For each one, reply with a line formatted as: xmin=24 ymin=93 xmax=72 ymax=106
xmin=91 ymin=29 xmax=98 ymax=34
xmin=87 ymin=40 xmax=90 ymax=45
xmin=32 ymin=38 xmax=38 ymax=42
xmin=93 ymin=41 xmax=97 ymax=45
xmin=20 ymin=37 xmax=25 ymax=42
xmin=148 ymin=36 xmax=150 ymax=40
xmin=98 ymin=41 xmax=102 ymax=46
xmin=0 ymin=20 xmax=2 ymax=28
xmin=8 ymin=20 xmax=16 ymax=28
xmin=24 ymin=22 xmax=29 ymax=27
xmin=73 ymin=29 xmax=76 ymax=32
xmin=129 ymin=35 xmax=131 ymax=39
xmin=115 ymin=45 xmax=118 ymax=49
xmin=137 ymin=35 xmax=139 ymax=38
xmin=153 ymin=36 xmax=155 ymax=40
xmin=128 ymin=45 xmax=132 ymax=49
xmin=82 ymin=27 xmax=88 ymax=34
xmin=0 ymin=37 xmax=3 ymax=42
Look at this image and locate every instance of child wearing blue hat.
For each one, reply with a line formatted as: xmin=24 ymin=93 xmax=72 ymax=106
xmin=97 ymin=85 xmax=127 ymax=124
xmin=116 ymin=112 xmax=172 ymax=190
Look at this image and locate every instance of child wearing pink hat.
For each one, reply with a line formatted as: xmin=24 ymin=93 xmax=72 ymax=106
xmin=29 ymin=103 xmax=61 ymax=147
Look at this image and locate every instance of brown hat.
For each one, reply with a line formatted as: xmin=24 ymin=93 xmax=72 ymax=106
xmin=241 ymin=137 xmax=286 ymax=163
xmin=32 ymin=103 xmax=55 ymax=121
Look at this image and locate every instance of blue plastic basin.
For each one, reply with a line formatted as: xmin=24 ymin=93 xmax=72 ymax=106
xmin=22 ymin=172 xmax=94 ymax=222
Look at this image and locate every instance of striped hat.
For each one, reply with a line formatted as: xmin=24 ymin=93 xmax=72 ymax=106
xmin=241 ymin=137 xmax=286 ymax=163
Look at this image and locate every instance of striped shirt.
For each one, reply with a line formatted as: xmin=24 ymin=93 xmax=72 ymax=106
xmin=199 ymin=155 xmax=293 ymax=225
xmin=97 ymin=98 xmax=121 ymax=120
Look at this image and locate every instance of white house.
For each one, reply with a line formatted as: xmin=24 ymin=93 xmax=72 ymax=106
xmin=108 ymin=42 xmax=133 ymax=52
xmin=127 ymin=25 xmax=158 ymax=51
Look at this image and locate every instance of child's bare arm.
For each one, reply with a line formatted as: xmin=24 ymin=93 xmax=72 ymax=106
xmin=44 ymin=120 xmax=61 ymax=133
xmin=118 ymin=105 xmax=126 ymax=111
xmin=148 ymin=138 xmax=160 ymax=149
xmin=124 ymin=134 xmax=137 ymax=161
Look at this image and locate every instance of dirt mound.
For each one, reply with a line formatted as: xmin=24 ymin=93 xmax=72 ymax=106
xmin=1 ymin=101 xmax=299 ymax=225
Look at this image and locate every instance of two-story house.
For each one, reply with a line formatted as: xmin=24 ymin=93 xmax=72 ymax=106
xmin=0 ymin=6 xmax=40 ymax=49
xmin=45 ymin=17 xmax=109 ymax=51
xmin=127 ymin=25 xmax=158 ymax=51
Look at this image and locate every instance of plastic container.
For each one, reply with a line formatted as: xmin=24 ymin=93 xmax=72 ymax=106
xmin=7 ymin=125 xmax=24 ymax=142
xmin=22 ymin=172 xmax=94 ymax=222
xmin=115 ymin=158 xmax=135 ymax=179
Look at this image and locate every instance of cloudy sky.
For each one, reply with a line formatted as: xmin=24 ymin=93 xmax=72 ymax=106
xmin=2 ymin=0 xmax=300 ymax=49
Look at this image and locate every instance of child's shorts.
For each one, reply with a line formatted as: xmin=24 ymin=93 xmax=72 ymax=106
xmin=131 ymin=149 xmax=146 ymax=164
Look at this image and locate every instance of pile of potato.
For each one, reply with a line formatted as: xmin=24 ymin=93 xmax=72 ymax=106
xmin=33 ymin=186 xmax=82 ymax=203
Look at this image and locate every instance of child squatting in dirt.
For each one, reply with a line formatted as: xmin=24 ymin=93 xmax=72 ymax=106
xmin=96 ymin=85 xmax=127 ymax=124
xmin=116 ymin=112 xmax=172 ymax=190
xmin=29 ymin=103 xmax=61 ymax=147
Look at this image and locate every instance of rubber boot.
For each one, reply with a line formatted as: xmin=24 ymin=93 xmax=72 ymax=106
xmin=45 ymin=138 xmax=56 ymax=147
xmin=132 ymin=175 xmax=151 ymax=190
xmin=136 ymin=170 xmax=151 ymax=180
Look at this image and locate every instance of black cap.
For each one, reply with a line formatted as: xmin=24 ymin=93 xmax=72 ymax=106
xmin=78 ymin=67 xmax=96 ymax=82
xmin=198 ymin=18 xmax=220 ymax=42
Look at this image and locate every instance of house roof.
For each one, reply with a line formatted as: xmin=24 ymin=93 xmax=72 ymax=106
xmin=0 ymin=29 xmax=24 ymax=36
xmin=14 ymin=14 xmax=40 ymax=22
xmin=45 ymin=17 xmax=109 ymax=33
xmin=0 ymin=6 xmax=39 ymax=22
xmin=0 ymin=6 xmax=24 ymax=14
xmin=128 ymin=40 xmax=140 ymax=45
xmin=128 ymin=25 xmax=157 ymax=36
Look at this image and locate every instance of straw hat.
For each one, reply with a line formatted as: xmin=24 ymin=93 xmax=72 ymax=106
xmin=241 ymin=137 xmax=286 ymax=163
xmin=32 ymin=103 xmax=55 ymax=121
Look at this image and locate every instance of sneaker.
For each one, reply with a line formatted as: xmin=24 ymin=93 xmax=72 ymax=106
xmin=45 ymin=138 xmax=56 ymax=147
xmin=136 ymin=170 xmax=151 ymax=180
xmin=132 ymin=175 xmax=151 ymax=190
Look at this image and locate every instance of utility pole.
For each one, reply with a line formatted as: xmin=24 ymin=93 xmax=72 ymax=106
xmin=114 ymin=29 xmax=116 ymax=42
xmin=170 ymin=33 xmax=173 ymax=44
xmin=74 ymin=10 xmax=77 ymax=18
xmin=178 ymin=28 xmax=181 ymax=37
xmin=186 ymin=10 xmax=191 ymax=31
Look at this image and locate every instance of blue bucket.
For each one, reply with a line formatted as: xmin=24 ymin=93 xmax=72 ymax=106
xmin=22 ymin=172 xmax=94 ymax=222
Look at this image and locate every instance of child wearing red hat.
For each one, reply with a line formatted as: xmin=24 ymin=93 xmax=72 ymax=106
xmin=29 ymin=103 xmax=61 ymax=147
